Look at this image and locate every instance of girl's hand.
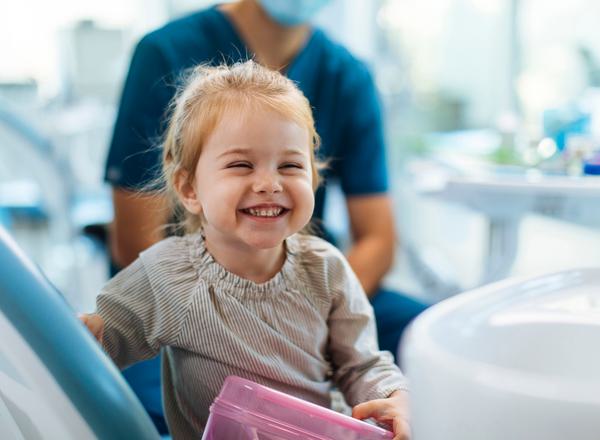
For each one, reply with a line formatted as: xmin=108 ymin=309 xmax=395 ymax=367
xmin=352 ymin=390 xmax=411 ymax=440
xmin=79 ymin=313 xmax=105 ymax=344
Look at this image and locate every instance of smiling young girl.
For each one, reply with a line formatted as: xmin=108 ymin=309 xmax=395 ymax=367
xmin=81 ymin=61 xmax=410 ymax=439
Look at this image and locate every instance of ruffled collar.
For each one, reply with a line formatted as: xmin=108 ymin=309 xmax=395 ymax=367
xmin=184 ymin=232 xmax=302 ymax=299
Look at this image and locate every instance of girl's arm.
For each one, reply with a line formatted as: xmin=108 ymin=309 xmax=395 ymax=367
xmin=89 ymin=256 xmax=170 ymax=369
xmin=326 ymin=252 xmax=410 ymax=438
xmin=327 ymin=258 xmax=407 ymax=403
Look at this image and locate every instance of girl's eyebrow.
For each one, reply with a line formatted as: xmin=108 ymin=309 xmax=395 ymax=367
xmin=283 ymin=148 xmax=307 ymax=157
xmin=217 ymin=147 xmax=252 ymax=159
xmin=217 ymin=147 xmax=306 ymax=158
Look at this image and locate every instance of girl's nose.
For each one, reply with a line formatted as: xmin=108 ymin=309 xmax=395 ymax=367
xmin=252 ymin=172 xmax=283 ymax=194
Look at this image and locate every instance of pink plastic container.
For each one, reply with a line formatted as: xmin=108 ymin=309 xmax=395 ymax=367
xmin=201 ymin=376 xmax=393 ymax=440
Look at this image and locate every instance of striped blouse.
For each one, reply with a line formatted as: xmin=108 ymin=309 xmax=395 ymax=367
xmin=96 ymin=232 xmax=407 ymax=439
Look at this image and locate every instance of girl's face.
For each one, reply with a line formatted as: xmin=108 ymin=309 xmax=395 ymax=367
xmin=180 ymin=106 xmax=315 ymax=251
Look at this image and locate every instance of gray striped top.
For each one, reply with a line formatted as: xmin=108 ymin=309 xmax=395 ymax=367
xmin=96 ymin=232 xmax=407 ymax=439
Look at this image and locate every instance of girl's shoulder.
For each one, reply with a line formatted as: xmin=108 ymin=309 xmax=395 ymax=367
xmin=289 ymin=234 xmax=365 ymax=304
xmin=139 ymin=233 xmax=198 ymax=263
xmin=288 ymin=234 xmax=352 ymax=282
xmin=290 ymin=233 xmax=342 ymax=259
xmin=137 ymin=233 xmax=207 ymax=287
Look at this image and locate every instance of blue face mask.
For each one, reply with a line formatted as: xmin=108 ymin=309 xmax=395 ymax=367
xmin=257 ymin=0 xmax=332 ymax=26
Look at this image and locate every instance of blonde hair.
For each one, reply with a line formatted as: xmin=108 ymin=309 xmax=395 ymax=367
xmin=161 ymin=60 xmax=322 ymax=233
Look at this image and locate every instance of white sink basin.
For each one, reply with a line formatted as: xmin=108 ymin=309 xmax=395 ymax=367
xmin=402 ymin=268 xmax=600 ymax=440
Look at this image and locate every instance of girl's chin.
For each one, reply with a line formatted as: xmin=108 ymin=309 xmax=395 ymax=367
xmin=237 ymin=228 xmax=298 ymax=249
xmin=242 ymin=236 xmax=287 ymax=250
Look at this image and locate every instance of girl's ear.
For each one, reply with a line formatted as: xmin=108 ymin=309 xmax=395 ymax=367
xmin=174 ymin=169 xmax=202 ymax=215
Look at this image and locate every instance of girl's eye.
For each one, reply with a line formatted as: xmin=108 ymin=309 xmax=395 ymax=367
xmin=280 ymin=163 xmax=303 ymax=169
xmin=227 ymin=162 xmax=252 ymax=168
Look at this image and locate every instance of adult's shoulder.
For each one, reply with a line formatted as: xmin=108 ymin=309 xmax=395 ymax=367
xmin=309 ymin=29 xmax=374 ymax=89
xmin=136 ymin=7 xmax=228 ymax=65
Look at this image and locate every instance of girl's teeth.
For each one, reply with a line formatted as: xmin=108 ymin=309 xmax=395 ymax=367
xmin=247 ymin=208 xmax=283 ymax=217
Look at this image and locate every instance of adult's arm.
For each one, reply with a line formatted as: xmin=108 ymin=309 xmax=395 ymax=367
xmin=104 ymin=34 xmax=174 ymax=268
xmin=337 ymin=60 xmax=396 ymax=296
xmin=345 ymin=194 xmax=396 ymax=297
xmin=110 ymin=188 xmax=170 ymax=268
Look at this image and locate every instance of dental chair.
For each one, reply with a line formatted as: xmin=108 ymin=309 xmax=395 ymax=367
xmin=0 ymin=226 xmax=160 ymax=440
xmin=402 ymin=267 xmax=600 ymax=439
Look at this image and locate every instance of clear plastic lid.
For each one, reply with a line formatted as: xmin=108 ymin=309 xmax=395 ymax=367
xmin=210 ymin=376 xmax=393 ymax=439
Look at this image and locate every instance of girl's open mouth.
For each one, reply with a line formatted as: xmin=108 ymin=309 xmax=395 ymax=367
xmin=240 ymin=207 xmax=290 ymax=219
xmin=240 ymin=206 xmax=290 ymax=222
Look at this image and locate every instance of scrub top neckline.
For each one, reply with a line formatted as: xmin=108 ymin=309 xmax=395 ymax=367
xmin=208 ymin=4 xmax=319 ymax=78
